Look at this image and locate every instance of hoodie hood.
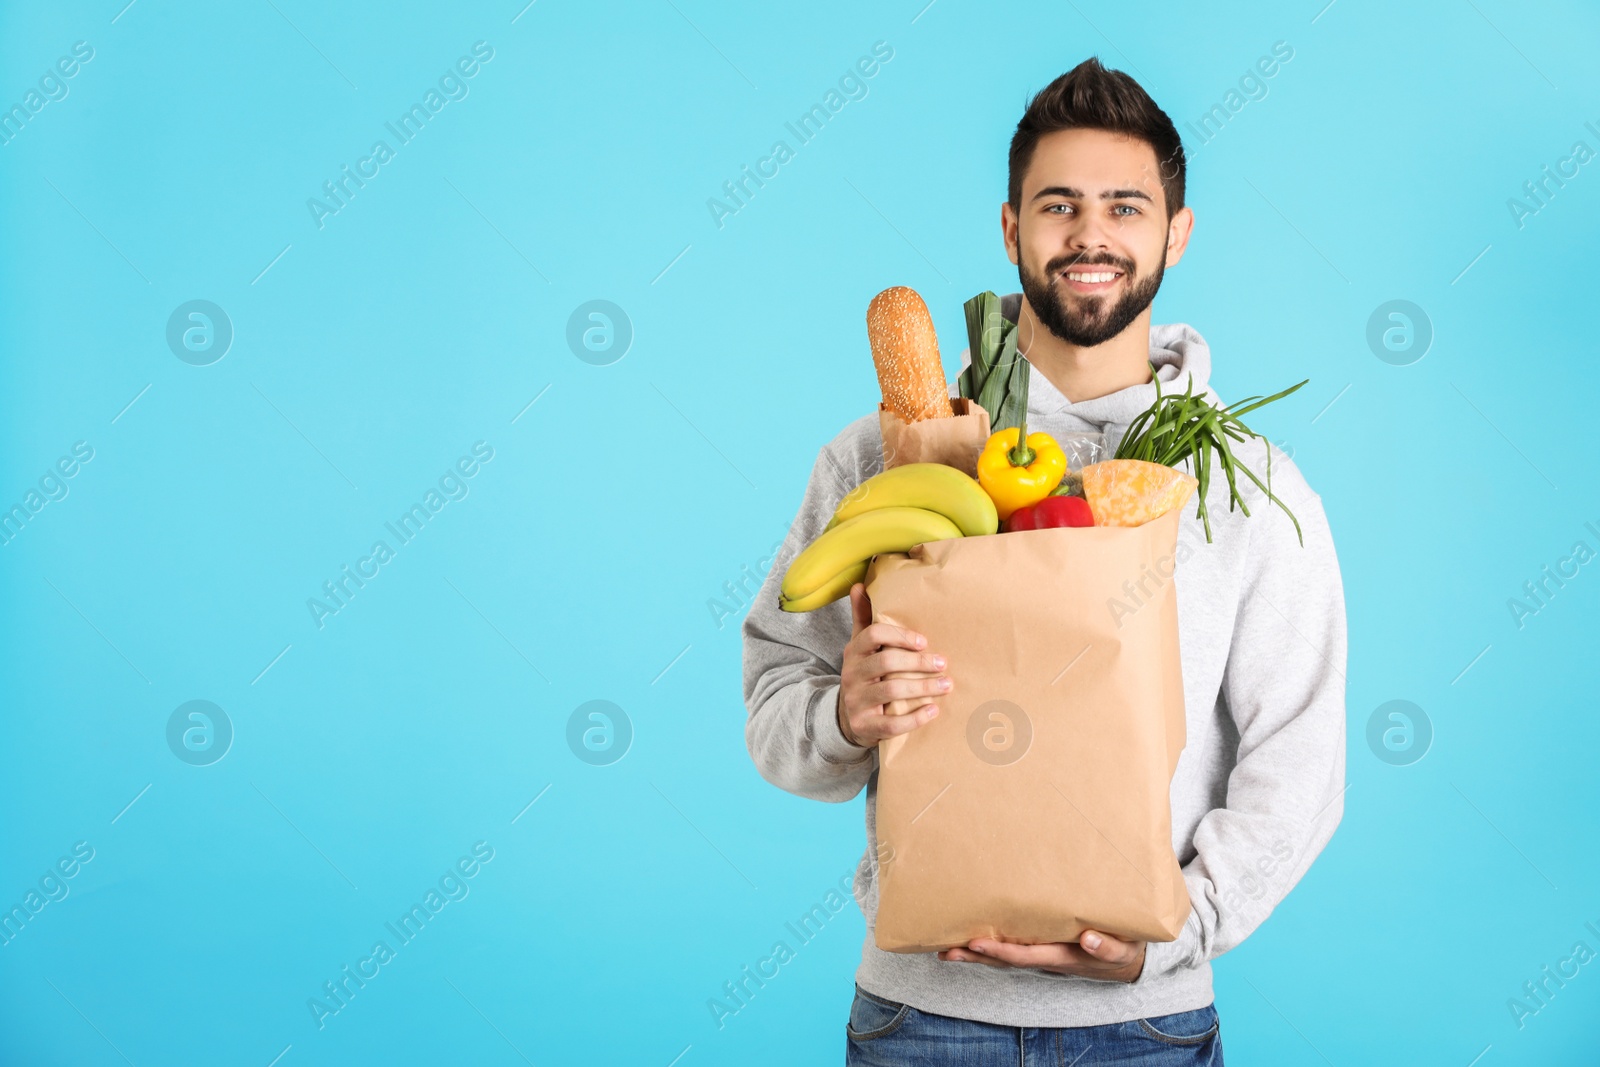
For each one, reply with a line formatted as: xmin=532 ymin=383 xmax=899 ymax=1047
xmin=954 ymin=291 xmax=1214 ymax=444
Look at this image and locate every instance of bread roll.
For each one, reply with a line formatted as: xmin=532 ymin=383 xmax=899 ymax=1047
xmin=867 ymin=286 xmax=953 ymax=423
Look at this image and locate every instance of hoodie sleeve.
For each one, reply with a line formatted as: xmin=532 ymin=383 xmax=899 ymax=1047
xmin=1136 ymin=465 xmax=1348 ymax=984
xmin=741 ymin=432 xmax=879 ymax=803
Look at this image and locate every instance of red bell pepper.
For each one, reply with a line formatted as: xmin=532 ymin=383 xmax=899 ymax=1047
xmin=1006 ymin=494 xmax=1095 ymax=531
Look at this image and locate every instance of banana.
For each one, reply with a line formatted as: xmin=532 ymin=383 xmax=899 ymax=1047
xmin=782 ymin=506 xmax=963 ymax=603
xmin=779 ymin=560 xmax=868 ymax=613
xmin=825 ymin=463 xmax=998 ymax=538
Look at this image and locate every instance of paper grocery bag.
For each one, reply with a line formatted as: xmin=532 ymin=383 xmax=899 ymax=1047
xmin=879 ymin=398 xmax=990 ymax=478
xmin=863 ymin=504 xmax=1192 ymax=953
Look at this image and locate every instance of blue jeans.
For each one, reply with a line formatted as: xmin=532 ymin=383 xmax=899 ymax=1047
xmin=845 ymin=984 xmax=1223 ymax=1066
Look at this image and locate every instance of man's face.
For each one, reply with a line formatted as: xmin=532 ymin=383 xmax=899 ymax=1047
xmin=1003 ymin=127 xmax=1192 ymax=348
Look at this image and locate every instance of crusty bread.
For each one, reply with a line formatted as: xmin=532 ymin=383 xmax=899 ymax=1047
xmin=867 ymin=286 xmax=953 ymax=423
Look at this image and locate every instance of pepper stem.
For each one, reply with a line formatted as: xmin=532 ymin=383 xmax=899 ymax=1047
xmin=1008 ymin=416 xmax=1036 ymax=467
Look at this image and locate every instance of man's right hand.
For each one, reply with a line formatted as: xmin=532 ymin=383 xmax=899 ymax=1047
xmin=836 ymin=583 xmax=951 ymax=748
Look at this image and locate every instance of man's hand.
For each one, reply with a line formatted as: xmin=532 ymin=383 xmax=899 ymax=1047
xmin=836 ymin=583 xmax=950 ymax=748
xmin=938 ymin=929 xmax=1147 ymax=983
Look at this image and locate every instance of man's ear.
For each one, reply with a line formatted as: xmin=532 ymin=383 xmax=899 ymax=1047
xmin=1001 ymin=202 xmax=1020 ymax=266
xmin=1165 ymin=206 xmax=1195 ymax=268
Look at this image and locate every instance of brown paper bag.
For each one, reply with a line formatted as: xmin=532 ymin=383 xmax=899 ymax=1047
xmin=863 ymin=504 xmax=1192 ymax=953
xmin=878 ymin=398 xmax=990 ymax=478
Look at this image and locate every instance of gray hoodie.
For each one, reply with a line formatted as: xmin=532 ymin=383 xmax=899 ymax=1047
xmin=741 ymin=295 xmax=1347 ymax=1027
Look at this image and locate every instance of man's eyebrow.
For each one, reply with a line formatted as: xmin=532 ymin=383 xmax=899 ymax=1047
xmin=1031 ymin=185 xmax=1155 ymax=203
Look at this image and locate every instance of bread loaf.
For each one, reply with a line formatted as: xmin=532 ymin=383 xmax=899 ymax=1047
xmin=867 ymin=286 xmax=953 ymax=423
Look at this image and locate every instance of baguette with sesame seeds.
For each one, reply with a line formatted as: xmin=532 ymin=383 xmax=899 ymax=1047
xmin=867 ymin=287 xmax=954 ymax=423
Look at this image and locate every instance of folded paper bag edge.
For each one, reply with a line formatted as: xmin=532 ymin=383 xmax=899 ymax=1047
xmin=878 ymin=399 xmax=990 ymax=479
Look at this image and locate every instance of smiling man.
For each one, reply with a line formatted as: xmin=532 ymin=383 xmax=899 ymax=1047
xmin=743 ymin=57 xmax=1347 ymax=1065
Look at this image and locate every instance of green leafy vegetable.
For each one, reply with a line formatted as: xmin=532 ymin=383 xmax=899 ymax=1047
xmin=1115 ymin=368 xmax=1308 ymax=545
xmin=957 ymin=291 xmax=1029 ymax=433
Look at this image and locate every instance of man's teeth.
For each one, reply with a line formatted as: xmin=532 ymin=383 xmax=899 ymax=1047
xmin=1066 ymin=271 xmax=1120 ymax=282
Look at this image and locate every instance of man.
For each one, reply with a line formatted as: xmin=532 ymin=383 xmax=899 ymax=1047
xmin=742 ymin=57 xmax=1346 ymax=1065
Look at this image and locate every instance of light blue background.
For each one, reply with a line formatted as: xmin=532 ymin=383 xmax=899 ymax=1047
xmin=2 ymin=0 xmax=1597 ymax=1063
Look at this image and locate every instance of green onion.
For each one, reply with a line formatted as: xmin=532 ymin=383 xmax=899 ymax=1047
xmin=1114 ymin=368 xmax=1307 ymax=544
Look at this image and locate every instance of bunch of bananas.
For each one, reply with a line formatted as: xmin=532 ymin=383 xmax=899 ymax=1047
xmin=779 ymin=463 xmax=998 ymax=612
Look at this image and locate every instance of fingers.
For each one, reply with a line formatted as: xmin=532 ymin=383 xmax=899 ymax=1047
xmin=862 ymin=647 xmax=946 ymax=678
xmin=841 ymin=685 xmax=943 ymax=736
xmin=850 ymin=702 xmax=939 ymax=744
xmin=838 ymin=604 xmax=946 ymax=748
xmin=862 ymin=674 xmax=950 ymax=708
xmin=875 ymin=702 xmax=939 ymax=736
xmin=843 ymin=651 xmax=944 ymax=696
xmin=940 ymin=934 xmax=1146 ymax=980
xmin=938 ymin=947 xmax=1012 ymax=968
xmin=851 ymin=620 xmax=927 ymax=656
xmin=883 ymin=694 xmax=936 ymax=718
xmin=934 ymin=934 xmax=1152 ymax=966
xmin=1077 ymin=929 xmax=1141 ymax=965
xmin=963 ymin=939 xmax=1074 ymax=970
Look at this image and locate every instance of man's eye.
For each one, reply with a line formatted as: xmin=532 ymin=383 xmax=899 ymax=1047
xmin=1113 ymin=204 xmax=1140 ymax=216
xmin=1046 ymin=203 xmax=1074 ymax=215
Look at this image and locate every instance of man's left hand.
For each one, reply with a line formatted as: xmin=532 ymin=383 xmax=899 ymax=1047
xmin=938 ymin=929 xmax=1147 ymax=983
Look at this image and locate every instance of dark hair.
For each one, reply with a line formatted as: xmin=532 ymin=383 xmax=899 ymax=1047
xmin=1008 ymin=57 xmax=1185 ymax=218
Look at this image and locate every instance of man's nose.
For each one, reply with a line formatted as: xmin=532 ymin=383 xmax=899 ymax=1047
xmin=1066 ymin=212 xmax=1116 ymax=254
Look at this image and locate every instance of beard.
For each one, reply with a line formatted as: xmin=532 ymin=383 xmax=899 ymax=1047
xmin=1018 ymin=246 xmax=1166 ymax=348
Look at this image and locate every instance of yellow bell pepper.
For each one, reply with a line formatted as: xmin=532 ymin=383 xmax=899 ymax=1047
xmin=977 ymin=422 xmax=1066 ymax=521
